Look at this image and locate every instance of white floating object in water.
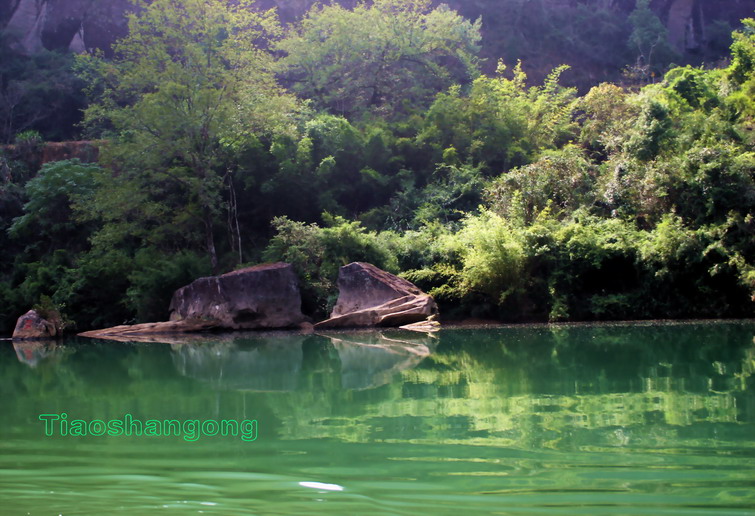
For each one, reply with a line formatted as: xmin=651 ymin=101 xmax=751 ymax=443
xmin=299 ymin=481 xmax=344 ymax=491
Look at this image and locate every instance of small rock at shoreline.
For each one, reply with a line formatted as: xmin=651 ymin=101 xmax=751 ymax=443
xmin=12 ymin=309 xmax=59 ymax=339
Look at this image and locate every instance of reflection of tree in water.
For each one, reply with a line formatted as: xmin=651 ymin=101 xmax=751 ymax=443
xmin=2 ymin=324 xmax=753 ymax=449
xmin=270 ymin=323 xmax=755 ymax=446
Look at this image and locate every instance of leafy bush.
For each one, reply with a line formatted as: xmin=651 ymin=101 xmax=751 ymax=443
xmin=417 ymin=62 xmax=577 ymax=173
xmin=577 ymin=83 xmax=639 ymax=157
xmin=31 ymin=294 xmax=72 ymax=333
xmin=51 ymin=249 xmax=135 ymax=330
xmin=0 ymin=280 xmax=19 ymax=335
xmin=657 ymin=145 xmax=755 ymax=226
xmin=454 ymin=210 xmax=526 ymax=303
xmin=623 ymin=94 xmax=673 ymax=161
xmin=10 ymin=159 xmax=101 ymax=256
xmin=13 ymin=130 xmax=43 ymax=148
xmin=126 ymin=249 xmax=211 ymax=323
xmin=263 ymin=215 xmax=399 ymax=316
xmin=487 ymin=145 xmax=597 ymax=223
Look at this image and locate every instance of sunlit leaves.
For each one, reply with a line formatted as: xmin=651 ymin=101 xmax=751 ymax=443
xmin=79 ymin=0 xmax=299 ymax=269
xmin=277 ymin=0 xmax=481 ymax=118
xmin=418 ymin=61 xmax=577 ymax=172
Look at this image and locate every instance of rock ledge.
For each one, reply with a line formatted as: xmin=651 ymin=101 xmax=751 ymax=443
xmin=315 ymin=262 xmax=438 ymax=329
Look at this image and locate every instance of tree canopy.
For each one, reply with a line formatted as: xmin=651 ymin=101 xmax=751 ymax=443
xmin=80 ymin=0 xmax=299 ymax=270
xmin=277 ymin=0 xmax=481 ymax=119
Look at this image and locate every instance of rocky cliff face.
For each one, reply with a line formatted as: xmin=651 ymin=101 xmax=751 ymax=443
xmin=654 ymin=0 xmax=754 ymax=54
xmin=1 ymin=0 xmax=752 ymax=88
xmin=0 ymin=0 xmax=340 ymax=55
xmin=3 ymin=0 xmax=752 ymax=57
xmin=2 ymin=0 xmax=133 ymax=55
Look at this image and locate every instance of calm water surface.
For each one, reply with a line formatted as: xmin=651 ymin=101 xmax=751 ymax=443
xmin=1 ymin=322 xmax=754 ymax=515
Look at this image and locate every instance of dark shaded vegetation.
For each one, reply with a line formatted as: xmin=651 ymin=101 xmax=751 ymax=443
xmin=0 ymin=0 xmax=753 ymax=334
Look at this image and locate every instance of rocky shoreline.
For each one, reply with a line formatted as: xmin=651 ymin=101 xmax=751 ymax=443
xmin=38 ymin=261 xmax=439 ymax=342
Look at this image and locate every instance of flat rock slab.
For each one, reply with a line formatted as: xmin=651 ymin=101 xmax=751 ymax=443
xmin=315 ymin=262 xmax=438 ymax=329
xmin=79 ymin=320 xmax=219 ymax=341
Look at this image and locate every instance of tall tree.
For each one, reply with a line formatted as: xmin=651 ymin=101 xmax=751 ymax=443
xmin=80 ymin=0 xmax=298 ymax=271
xmin=627 ymin=0 xmax=679 ymax=82
xmin=277 ymin=0 xmax=481 ymax=119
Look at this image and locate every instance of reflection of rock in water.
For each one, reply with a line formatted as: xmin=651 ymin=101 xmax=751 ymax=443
xmin=329 ymin=334 xmax=430 ymax=390
xmin=171 ymin=332 xmax=432 ymax=391
xmin=13 ymin=340 xmax=61 ymax=367
xmin=171 ymin=336 xmax=306 ymax=391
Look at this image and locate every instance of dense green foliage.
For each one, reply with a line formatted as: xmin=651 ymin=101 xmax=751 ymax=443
xmin=0 ymin=2 xmax=753 ymax=334
xmin=78 ymin=0 xmax=299 ymax=272
xmin=0 ymin=37 xmax=86 ymax=143
xmin=276 ymin=0 xmax=481 ymax=119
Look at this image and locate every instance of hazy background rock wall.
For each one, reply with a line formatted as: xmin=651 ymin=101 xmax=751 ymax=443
xmin=3 ymin=0 xmax=753 ymax=57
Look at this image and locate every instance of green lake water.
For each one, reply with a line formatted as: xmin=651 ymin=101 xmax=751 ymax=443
xmin=1 ymin=321 xmax=754 ymax=515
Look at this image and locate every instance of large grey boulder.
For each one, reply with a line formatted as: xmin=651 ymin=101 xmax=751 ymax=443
xmin=80 ymin=262 xmax=307 ymax=340
xmin=315 ymin=262 xmax=438 ymax=329
xmin=169 ymin=262 xmax=307 ymax=330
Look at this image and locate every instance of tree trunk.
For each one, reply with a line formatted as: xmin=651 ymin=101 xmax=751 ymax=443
xmin=226 ymin=171 xmax=242 ymax=265
xmin=204 ymin=213 xmax=218 ymax=274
